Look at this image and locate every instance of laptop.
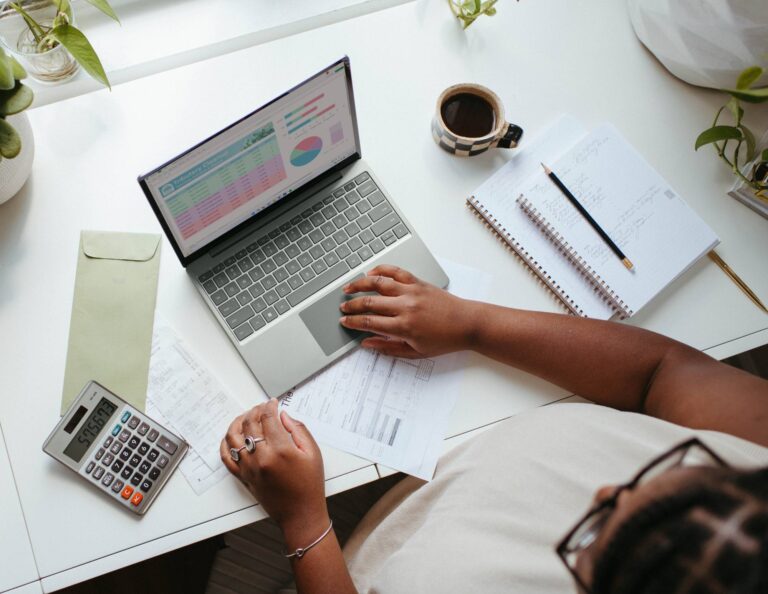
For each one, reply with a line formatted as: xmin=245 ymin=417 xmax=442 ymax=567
xmin=138 ymin=56 xmax=448 ymax=397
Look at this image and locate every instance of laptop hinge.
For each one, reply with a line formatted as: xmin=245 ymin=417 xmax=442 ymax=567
xmin=209 ymin=172 xmax=343 ymax=258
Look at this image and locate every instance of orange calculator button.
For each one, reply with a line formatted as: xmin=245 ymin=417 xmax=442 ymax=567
xmin=121 ymin=486 xmax=134 ymax=499
xmin=130 ymin=492 xmax=143 ymax=506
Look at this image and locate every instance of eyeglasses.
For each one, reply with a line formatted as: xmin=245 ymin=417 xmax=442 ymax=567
xmin=555 ymin=438 xmax=728 ymax=593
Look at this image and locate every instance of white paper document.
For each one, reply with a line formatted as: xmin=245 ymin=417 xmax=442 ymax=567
xmin=280 ymin=260 xmax=491 ymax=480
xmin=147 ymin=322 xmax=243 ymax=494
xmin=147 ymin=402 xmax=231 ymax=496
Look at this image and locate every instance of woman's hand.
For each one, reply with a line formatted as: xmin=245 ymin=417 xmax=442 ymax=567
xmin=220 ymin=399 xmax=329 ymax=537
xmin=339 ymin=265 xmax=478 ymax=358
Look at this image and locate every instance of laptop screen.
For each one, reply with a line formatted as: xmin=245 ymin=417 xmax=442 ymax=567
xmin=139 ymin=58 xmax=360 ymax=263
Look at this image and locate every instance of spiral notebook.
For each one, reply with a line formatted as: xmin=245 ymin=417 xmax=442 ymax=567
xmin=467 ymin=116 xmax=719 ymax=319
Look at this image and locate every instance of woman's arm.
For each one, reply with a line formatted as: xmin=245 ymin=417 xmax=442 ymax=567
xmin=220 ymin=400 xmax=358 ymax=594
xmin=339 ymin=266 xmax=768 ymax=446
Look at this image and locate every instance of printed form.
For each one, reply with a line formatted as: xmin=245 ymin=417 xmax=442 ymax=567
xmin=280 ymin=260 xmax=490 ymax=480
xmin=146 ymin=320 xmax=240 ymax=494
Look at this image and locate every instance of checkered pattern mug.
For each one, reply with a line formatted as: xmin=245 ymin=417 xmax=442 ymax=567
xmin=432 ymin=83 xmax=523 ymax=157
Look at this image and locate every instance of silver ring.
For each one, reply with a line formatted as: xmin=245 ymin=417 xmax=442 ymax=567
xmin=229 ymin=445 xmax=247 ymax=462
xmin=245 ymin=435 xmax=265 ymax=452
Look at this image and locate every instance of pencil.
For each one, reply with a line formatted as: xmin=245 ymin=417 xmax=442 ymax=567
xmin=541 ymin=163 xmax=634 ymax=270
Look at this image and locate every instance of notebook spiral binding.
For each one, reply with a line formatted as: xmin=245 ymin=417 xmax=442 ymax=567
xmin=466 ymin=196 xmax=585 ymax=317
xmin=516 ymin=196 xmax=633 ymax=319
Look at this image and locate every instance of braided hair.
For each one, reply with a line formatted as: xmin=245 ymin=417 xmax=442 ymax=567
xmin=591 ymin=466 xmax=768 ymax=594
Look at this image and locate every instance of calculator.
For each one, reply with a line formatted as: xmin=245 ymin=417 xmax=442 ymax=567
xmin=43 ymin=381 xmax=189 ymax=515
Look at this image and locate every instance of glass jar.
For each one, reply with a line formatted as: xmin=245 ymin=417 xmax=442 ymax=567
xmin=0 ymin=0 xmax=79 ymax=84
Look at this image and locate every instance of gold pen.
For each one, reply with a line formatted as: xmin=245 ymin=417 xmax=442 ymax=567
xmin=708 ymin=251 xmax=767 ymax=314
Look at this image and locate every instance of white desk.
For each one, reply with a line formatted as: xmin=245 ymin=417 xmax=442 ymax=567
xmin=30 ymin=0 xmax=413 ymax=107
xmin=0 ymin=424 xmax=40 ymax=594
xmin=1 ymin=0 xmax=766 ymax=590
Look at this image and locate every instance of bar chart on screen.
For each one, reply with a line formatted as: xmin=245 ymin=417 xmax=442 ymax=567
xmin=284 ymin=94 xmax=337 ymax=135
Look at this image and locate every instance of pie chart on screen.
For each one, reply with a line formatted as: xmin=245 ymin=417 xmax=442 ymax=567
xmin=290 ymin=136 xmax=323 ymax=167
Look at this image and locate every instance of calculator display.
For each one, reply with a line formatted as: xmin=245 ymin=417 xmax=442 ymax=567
xmin=63 ymin=398 xmax=118 ymax=462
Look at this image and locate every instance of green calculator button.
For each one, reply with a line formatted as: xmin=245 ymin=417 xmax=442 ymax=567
xmin=121 ymin=411 xmax=131 ymax=423
xmin=111 ymin=424 xmax=122 ymax=436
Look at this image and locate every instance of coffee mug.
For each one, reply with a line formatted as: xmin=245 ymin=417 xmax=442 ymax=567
xmin=432 ymin=83 xmax=523 ymax=157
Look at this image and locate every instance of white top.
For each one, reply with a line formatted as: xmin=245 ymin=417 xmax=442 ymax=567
xmin=343 ymin=404 xmax=768 ymax=594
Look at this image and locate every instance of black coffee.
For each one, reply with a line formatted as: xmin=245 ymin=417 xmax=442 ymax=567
xmin=440 ymin=93 xmax=496 ymax=138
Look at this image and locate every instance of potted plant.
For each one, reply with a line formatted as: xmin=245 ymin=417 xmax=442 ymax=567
xmin=0 ymin=0 xmax=117 ymax=87
xmin=695 ymin=66 xmax=768 ymax=217
xmin=0 ymin=43 xmax=33 ymax=204
xmin=448 ymin=0 xmax=518 ymax=29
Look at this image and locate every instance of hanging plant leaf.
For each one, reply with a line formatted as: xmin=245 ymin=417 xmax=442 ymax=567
xmin=82 ymin=0 xmax=120 ymax=22
xmin=694 ymin=125 xmax=742 ymax=150
xmin=736 ymin=66 xmax=763 ymax=90
xmin=725 ymin=97 xmax=743 ymax=124
xmin=739 ymin=124 xmax=756 ymax=162
xmin=0 ymin=117 xmax=21 ymax=158
xmin=50 ymin=24 xmax=110 ymax=88
xmin=0 ymin=81 xmax=34 ymax=116
xmin=725 ymin=87 xmax=768 ymax=104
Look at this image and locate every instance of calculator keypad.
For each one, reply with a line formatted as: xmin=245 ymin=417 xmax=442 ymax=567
xmin=78 ymin=406 xmax=182 ymax=513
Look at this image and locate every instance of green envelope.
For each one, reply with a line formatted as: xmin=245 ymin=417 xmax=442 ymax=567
xmin=60 ymin=231 xmax=161 ymax=414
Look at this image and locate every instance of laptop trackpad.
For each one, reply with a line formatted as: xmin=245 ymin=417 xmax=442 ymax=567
xmin=299 ymin=277 xmax=371 ymax=356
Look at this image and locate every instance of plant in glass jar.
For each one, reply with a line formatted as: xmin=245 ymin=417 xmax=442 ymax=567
xmin=448 ymin=0 xmax=518 ymax=29
xmin=0 ymin=0 xmax=117 ymax=87
xmin=695 ymin=66 xmax=768 ymax=199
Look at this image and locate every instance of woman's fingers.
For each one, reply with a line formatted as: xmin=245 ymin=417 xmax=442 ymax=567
xmin=340 ymin=294 xmax=401 ymax=316
xmin=343 ymin=274 xmax=407 ymax=297
xmin=224 ymin=414 xmax=245 ymax=447
xmin=281 ymin=411 xmax=319 ymax=453
xmin=257 ymin=399 xmax=291 ymax=447
xmin=340 ymin=312 xmax=402 ymax=336
xmin=366 ymin=265 xmax=418 ymax=285
xmin=361 ymin=337 xmax=422 ymax=358
xmin=220 ymin=437 xmax=241 ymax=475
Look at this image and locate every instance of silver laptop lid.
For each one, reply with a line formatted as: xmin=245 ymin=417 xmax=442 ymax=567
xmin=138 ymin=57 xmax=361 ymax=266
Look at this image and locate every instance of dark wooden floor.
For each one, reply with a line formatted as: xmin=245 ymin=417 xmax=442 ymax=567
xmin=56 ymin=344 xmax=768 ymax=594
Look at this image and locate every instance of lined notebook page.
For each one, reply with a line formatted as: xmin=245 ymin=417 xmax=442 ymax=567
xmin=519 ymin=124 xmax=719 ymax=315
xmin=469 ymin=115 xmax=615 ymax=319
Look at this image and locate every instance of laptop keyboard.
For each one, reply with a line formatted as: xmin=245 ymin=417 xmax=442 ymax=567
xmin=196 ymin=172 xmax=410 ymax=342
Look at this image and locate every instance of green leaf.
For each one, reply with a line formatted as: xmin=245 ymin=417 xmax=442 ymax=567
xmin=0 ymin=117 xmax=21 ymax=158
xmin=0 ymin=52 xmax=14 ymax=91
xmin=50 ymin=24 xmax=110 ymax=88
xmin=9 ymin=2 xmax=47 ymax=44
xmin=0 ymin=81 xmax=33 ymax=116
xmin=736 ymin=66 xmax=763 ymax=90
xmin=725 ymin=87 xmax=768 ymax=103
xmin=739 ymin=124 xmax=756 ymax=162
xmin=82 ymin=0 xmax=120 ymax=22
xmin=725 ymin=97 xmax=743 ymax=123
xmin=10 ymin=56 xmax=26 ymax=80
xmin=694 ymin=125 xmax=743 ymax=150
xmin=762 ymin=148 xmax=768 ymax=163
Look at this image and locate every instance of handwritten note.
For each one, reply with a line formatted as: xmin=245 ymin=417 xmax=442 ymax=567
xmin=519 ymin=123 xmax=719 ymax=315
